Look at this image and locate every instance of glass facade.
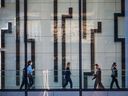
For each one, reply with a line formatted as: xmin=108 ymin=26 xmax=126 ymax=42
xmin=0 ymin=0 xmax=127 ymax=91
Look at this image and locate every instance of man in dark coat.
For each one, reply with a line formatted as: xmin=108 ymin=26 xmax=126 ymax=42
xmin=92 ymin=64 xmax=104 ymax=89
xmin=63 ymin=62 xmax=73 ymax=88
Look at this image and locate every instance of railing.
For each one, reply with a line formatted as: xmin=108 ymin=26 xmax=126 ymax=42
xmin=0 ymin=69 xmax=127 ymax=90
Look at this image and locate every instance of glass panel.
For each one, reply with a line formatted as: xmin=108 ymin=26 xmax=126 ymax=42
xmin=26 ymin=0 xmax=80 ymax=89
xmin=28 ymin=91 xmax=79 ymax=96
xmin=0 ymin=92 xmax=25 ymax=96
xmin=0 ymin=0 xmax=126 ymax=90
xmin=82 ymin=0 xmax=124 ymax=89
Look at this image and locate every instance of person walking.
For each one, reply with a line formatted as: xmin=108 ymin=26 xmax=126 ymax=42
xmin=110 ymin=62 xmax=120 ymax=89
xmin=63 ymin=62 xmax=73 ymax=88
xmin=27 ymin=60 xmax=34 ymax=89
xmin=20 ymin=65 xmax=28 ymax=89
xmin=92 ymin=64 xmax=104 ymax=89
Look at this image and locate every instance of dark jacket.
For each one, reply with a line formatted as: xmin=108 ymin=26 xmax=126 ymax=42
xmin=65 ymin=67 xmax=71 ymax=79
xmin=111 ymin=67 xmax=118 ymax=78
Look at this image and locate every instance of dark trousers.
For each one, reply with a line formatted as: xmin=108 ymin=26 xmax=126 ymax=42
xmin=110 ymin=77 xmax=120 ymax=89
xmin=20 ymin=77 xmax=28 ymax=89
xmin=94 ymin=81 xmax=104 ymax=89
xmin=63 ymin=77 xmax=73 ymax=88
xmin=28 ymin=75 xmax=34 ymax=89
